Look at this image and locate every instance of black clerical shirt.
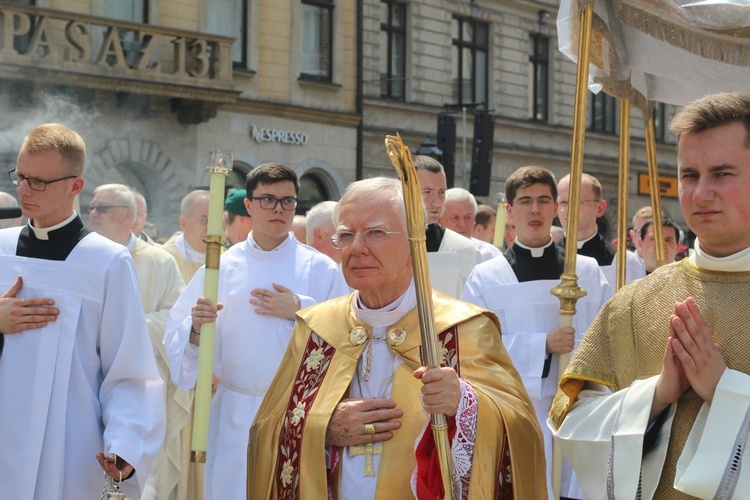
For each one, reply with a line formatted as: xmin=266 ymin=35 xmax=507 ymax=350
xmin=559 ymin=232 xmax=616 ymax=266
xmin=504 ymin=242 xmax=565 ymax=282
xmin=425 ymin=223 xmax=446 ymax=253
xmin=504 ymin=242 xmax=565 ymax=378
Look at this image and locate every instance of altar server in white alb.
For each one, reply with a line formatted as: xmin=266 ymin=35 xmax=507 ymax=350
xmin=0 ymin=123 xmax=164 ymax=499
xmin=550 ymin=92 xmax=750 ymax=499
xmin=461 ymin=165 xmax=610 ymax=499
xmin=165 ymin=162 xmax=349 ymax=500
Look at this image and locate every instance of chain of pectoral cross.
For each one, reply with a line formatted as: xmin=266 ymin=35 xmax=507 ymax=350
xmin=348 ymin=355 xmax=398 ymax=476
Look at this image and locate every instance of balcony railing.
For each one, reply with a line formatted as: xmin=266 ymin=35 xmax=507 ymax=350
xmin=0 ymin=4 xmax=239 ymax=103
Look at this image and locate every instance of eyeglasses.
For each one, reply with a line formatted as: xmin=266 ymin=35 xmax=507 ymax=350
xmin=558 ymin=200 xmax=601 ymax=209
xmin=330 ymin=228 xmax=405 ymax=249
xmin=250 ymin=196 xmax=298 ymax=211
xmin=9 ymin=169 xmax=77 ymax=192
xmin=87 ymin=205 xmax=130 ymax=214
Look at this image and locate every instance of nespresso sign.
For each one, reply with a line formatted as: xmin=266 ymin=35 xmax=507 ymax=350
xmin=251 ymin=125 xmax=308 ymax=146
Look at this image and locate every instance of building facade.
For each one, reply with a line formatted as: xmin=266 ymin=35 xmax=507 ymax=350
xmin=0 ymin=0 xmax=359 ymax=237
xmin=360 ymin=0 xmax=683 ymax=233
xmin=0 ymin=0 xmax=682 ymax=238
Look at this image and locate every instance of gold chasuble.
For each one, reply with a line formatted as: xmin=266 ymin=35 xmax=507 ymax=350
xmin=248 ymin=291 xmax=546 ymax=499
xmin=551 ymin=259 xmax=750 ymax=498
xmin=162 ymin=235 xmax=204 ymax=284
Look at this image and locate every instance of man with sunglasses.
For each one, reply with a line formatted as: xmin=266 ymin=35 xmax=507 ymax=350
xmin=88 ymin=183 xmax=190 ymax=500
xmin=165 ymin=162 xmax=348 ymax=500
xmin=0 ymin=124 xmax=164 ymax=498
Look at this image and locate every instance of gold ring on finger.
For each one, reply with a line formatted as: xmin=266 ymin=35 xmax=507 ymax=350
xmin=364 ymin=423 xmax=375 ymax=434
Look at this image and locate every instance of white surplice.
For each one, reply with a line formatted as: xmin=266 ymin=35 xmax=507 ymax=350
xmin=471 ymin=237 xmax=503 ymax=261
xmin=164 ymin=233 xmax=349 ymax=500
xmin=600 ymin=249 xmax=646 ymax=291
xmin=428 ymin=228 xmax=484 ymax=299
xmin=0 ymin=227 xmax=165 ymax=500
xmin=461 ymin=252 xmax=610 ymax=499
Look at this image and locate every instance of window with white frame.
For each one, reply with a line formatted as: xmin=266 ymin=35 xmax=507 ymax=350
xmin=452 ymin=16 xmax=488 ymax=105
xmin=529 ymin=33 xmax=549 ymax=122
xmin=207 ymin=0 xmax=248 ymax=67
xmin=300 ymin=0 xmax=333 ymax=81
xmin=379 ymin=0 xmax=406 ymax=100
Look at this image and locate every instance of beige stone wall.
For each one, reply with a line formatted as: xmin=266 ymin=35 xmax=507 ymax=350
xmin=360 ymin=0 xmax=682 ymax=226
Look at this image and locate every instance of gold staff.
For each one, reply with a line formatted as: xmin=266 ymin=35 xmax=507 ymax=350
xmin=385 ymin=133 xmax=455 ymax=500
xmin=550 ymin=2 xmax=592 ymax=497
xmin=191 ymin=151 xmax=232 ymax=463
xmin=615 ymin=99 xmax=631 ymax=291
xmin=644 ymin=110 xmax=666 ymax=267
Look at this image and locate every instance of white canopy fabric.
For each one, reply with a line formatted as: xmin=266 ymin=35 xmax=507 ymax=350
xmin=557 ymin=0 xmax=750 ymax=107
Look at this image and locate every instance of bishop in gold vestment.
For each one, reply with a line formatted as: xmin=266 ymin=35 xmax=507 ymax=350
xmin=248 ymin=291 xmax=546 ymax=499
xmin=246 ymin=175 xmax=546 ymax=499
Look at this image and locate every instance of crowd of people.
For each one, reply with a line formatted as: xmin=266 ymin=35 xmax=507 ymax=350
xmin=0 ymin=90 xmax=747 ymax=499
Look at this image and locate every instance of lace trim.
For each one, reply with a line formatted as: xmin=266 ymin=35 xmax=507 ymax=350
xmin=606 ymin=386 xmax=628 ymax=500
xmin=452 ymin=380 xmax=478 ymax=499
xmin=409 ymin=379 xmax=477 ymax=500
xmin=715 ymin=403 xmax=750 ymax=499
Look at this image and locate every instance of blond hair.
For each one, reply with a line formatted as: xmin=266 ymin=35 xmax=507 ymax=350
xmin=21 ymin=123 xmax=86 ymax=176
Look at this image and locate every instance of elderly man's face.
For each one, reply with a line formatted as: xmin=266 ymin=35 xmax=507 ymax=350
xmin=89 ymin=190 xmax=134 ymax=244
xmin=132 ymin=194 xmax=147 ymax=236
xmin=678 ymin=121 xmax=750 ymax=257
xmin=439 ymin=199 xmax=475 ymax=238
xmin=180 ymin=198 xmax=209 ymax=252
xmin=311 ymin=220 xmax=340 ymax=264
xmin=337 ymin=196 xmax=412 ymax=308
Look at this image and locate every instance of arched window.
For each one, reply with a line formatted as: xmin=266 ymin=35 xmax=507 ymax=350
xmin=298 ymin=173 xmax=329 ymax=215
xmin=228 ymin=161 xmax=251 ymax=191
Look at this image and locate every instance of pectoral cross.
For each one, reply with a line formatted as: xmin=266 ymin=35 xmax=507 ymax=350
xmin=348 ymin=442 xmax=383 ymax=476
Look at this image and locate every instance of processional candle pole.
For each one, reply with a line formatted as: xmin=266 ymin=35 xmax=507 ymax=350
xmin=493 ymin=192 xmax=508 ymax=250
xmin=191 ymin=151 xmax=233 ymax=463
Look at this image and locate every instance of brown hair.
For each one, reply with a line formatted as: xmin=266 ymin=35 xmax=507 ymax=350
xmin=246 ymin=162 xmax=299 ymax=196
xmin=670 ymin=92 xmax=750 ymax=146
xmin=505 ymin=166 xmax=558 ymax=204
xmin=21 ymin=123 xmax=86 ymax=175
xmin=475 ymin=204 xmax=496 ymax=228
xmin=413 ymin=155 xmax=445 ymax=174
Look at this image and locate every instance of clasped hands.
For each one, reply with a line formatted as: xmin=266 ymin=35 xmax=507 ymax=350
xmin=651 ymin=297 xmax=726 ymax=421
xmin=325 ymin=367 xmax=460 ymax=447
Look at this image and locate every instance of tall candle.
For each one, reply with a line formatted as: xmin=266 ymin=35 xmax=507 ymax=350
xmin=191 ymin=151 xmax=232 ymax=462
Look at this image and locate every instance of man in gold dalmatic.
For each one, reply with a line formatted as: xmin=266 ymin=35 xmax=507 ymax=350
xmin=248 ymin=177 xmax=546 ymax=499
xmin=550 ymin=91 xmax=750 ymax=498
